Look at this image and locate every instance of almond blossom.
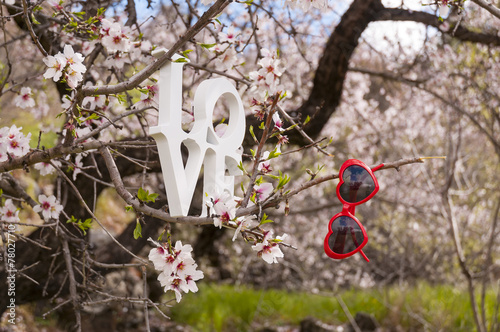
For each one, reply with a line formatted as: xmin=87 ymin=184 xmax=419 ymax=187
xmin=249 ymin=48 xmax=285 ymax=96
xmin=219 ymin=26 xmax=238 ymax=44
xmin=43 ymin=45 xmax=86 ymax=89
xmin=33 ymin=194 xmax=63 ymax=221
xmin=206 ymin=189 xmax=237 ymax=228
xmin=258 ymin=151 xmax=272 ymax=174
xmin=34 ymin=160 xmax=62 ymax=176
xmin=0 ymin=199 xmax=20 ymax=223
xmin=251 ymin=230 xmax=287 ymax=264
xmin=100 ymin=18 xmax=131 ymax=53
xmin=14 ymin=87 xmax=36 ymax=109
xmin=2 ymin=125 xmax=31 ymax=158
xmin=132 ymin=85 xmax=159 ymax=110
xmin=148 ymin=238 xmax=204 ymax=303
xmin=42 ymin=53 xmax=66 ymax=82
xmin=272 ymin=112 xmax=284 ymax=132
xmin=253 ymin=182 xmax=274 ymax=202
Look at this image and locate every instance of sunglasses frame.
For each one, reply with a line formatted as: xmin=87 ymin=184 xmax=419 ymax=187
xmin=324 ymin=159 xmax=384 ymax=262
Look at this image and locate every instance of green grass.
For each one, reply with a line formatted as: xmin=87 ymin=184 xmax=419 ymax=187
xmin=168 ymin=283 xmax=499 ymax=332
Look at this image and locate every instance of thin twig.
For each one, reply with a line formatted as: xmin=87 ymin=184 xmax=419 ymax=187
xmin=241 ymin=94 xmax=280 ymax=208
xmin=50 ymin=161 xmax=149 ymax=264
xmin=21 ymin=0 xmax=47 ymax=57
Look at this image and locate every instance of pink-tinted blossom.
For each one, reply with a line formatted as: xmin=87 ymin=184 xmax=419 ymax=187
xmin=33 ymin=194 xmax=63 ymax=221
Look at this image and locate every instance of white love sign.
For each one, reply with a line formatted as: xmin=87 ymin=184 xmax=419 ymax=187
xmin=149 ymin=49 xmax=245 ymax=217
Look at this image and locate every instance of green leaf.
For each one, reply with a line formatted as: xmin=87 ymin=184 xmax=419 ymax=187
xmin=73 ymin=11 xmax=86 ymax=19
xmin=148 ymin=193 xmax=159 ymax=203
xmin=137 ymin=187 xmax=148 ymax=201
xmin=67 ymin=216 xmax=78 ymax=224
xmin=303 ymin=115 xmax=311 ymax=126
xmin=259 ymin=122 xmax=265 ymax=130
xmin=174 ymin=58 xmax=188 ymax=63
xmin=249 ymin=125 xmax=257 ymax=143
xmin=125 ymin=205 xmax=134 ymax=212
xmin=259 ymin=213 xmax=273 ymax=226
xmin=198 ymin=43 xmax=217 ymax=49
xmin=133 ymin=220 xmax=142 ymax=239
xmin=182 ymin=49 xmax=193 ymax=57
xmin=31 ymin=14 xmax=41 ymax=25
xmin=237 ymin=161 xmax=247 ymax=174
xmin=277 ymin=170 xmax=290 ymax=190
xmin=268 ymin=147 xmax=281 ymax=159
xmin=79 ymin=218 xmax=93 ymax=235
xmin=137 ymin=187 xmax=158 ymax=203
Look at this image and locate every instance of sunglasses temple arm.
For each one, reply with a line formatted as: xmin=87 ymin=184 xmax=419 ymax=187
xmin=371 ymin=163 xmax=384 ymax=173
xmin=360 ymin=250 xmax=370 ymax=262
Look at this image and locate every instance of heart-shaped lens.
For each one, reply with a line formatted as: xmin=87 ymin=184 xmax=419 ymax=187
xmin=338 ymin=165 xmax=375 ymax=203
xmin=327 ymin=216 xmax=365 ymax=254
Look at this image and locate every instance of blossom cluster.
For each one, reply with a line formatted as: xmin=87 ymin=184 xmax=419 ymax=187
xmin=43 ymin=45 xmax=87 ymax=89
xmin=249 ymin=48 xmax=285 ymax=96
xmin=252 ymin=230 xmax=287 ymax=264
xmin=100 ymin=18 xmax=132 ymax=53
xmin=0 ymin=125 xmax=31 ymax=162
xmin=0 ymin=199 xmax=20 ymax=223
xmin=148 ymin=239 xmax=204 ymax=302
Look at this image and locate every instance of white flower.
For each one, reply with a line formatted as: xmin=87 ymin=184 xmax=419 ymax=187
xmin=272 ymin=113 xmax=284 ymax=132
xmin=6 ymin=125 xmax=31 ymax=157
xmin=254 ymin=182 xmax=274 ymax=202
xmin=43 ymin=45 xmax=86 ymax=89
xmin=439 ymin=4 xmax=450 ymax=17
xmin=148 ymin=239 xmax=203 ymax=303
xmin=0 ymin=199 xmax=20 ymax=222
xmin=213 ymin=46 xmax=242 ymax=71
xmin=34 ymin=160 xmax=61 ymax=176
xmin=66 ymin=68 xmax=84 ymax=89
xmin=103 ymin=52 xmax=130 ymax=69
xmin=61 ymin=92 xmax=75 ymax=110
xmin=15 ymin=87 xmax=35 ymax=109
xmin=206 ymin=189 xmax=237 ymax=228
xmin=219 ymin=26 xmax=238 ymax=44
xmin=43 ymin=53 xmax=67 ymax=82
xmin=251 ymin=230 xmax=285 ymax=264
xmin=132 ymin=85 xmax=158 ymax=110
xmin=62 ymin=45 xmax=86 ymax=74
xmin=100 ymin=19 xmax=131 ymax=53
xmin=82 ymin=94 xmax=106 ymax=110
xmin=33 ymin=194 xmax=63 ymax=221
xmin=249 ymin=48 xmax=285 ymax=96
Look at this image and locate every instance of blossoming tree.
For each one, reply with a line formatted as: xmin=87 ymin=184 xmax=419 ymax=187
xmin=1 ymin=0 xmax=500 ymax=331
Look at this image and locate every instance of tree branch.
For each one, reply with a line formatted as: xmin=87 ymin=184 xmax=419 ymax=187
xmin=378 ymin=7 xmax=500 ymax=46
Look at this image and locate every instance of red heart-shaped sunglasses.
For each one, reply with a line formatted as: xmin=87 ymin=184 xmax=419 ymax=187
xmin=324 ymin=159 xmax=384 ymax=262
